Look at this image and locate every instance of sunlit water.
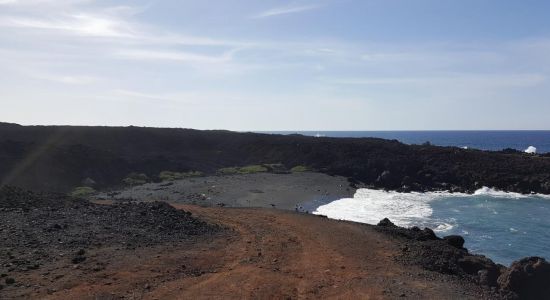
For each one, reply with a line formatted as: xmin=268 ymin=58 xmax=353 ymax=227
xmin=313 ymin=188 xmax=550 ymax=266
xmin=263 ymin=131 xmax=550 ymax=153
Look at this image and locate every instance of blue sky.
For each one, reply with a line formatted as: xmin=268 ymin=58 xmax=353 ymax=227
xmin=1 ymin=0 xmax=550 ymax=130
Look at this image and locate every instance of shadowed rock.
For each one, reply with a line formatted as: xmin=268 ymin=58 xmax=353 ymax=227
xmin=444 ymin=235 xmax=465 ymax=249
xmin=376 ymin=219 xmax=550 ymax=298
xmin=498 ymin=257 xmax=550 ymax=299
xmin=377 ymin=218 xmax=396 ymax=227
xmin=1 ymin=124 xmax=550 ymax=194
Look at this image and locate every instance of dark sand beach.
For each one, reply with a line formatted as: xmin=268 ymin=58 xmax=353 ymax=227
xmin=95 ymin=172 xmax=355 ymax=211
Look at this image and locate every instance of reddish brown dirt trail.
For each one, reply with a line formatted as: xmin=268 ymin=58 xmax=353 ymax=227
xmin=150 ymin=206 xmax=479 ymax=300
xmin=36 ymin=206 xmax=483 ymax=300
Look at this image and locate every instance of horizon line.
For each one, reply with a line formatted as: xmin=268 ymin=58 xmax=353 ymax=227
xmin=3 ymin=122 xmax=550 ymax=131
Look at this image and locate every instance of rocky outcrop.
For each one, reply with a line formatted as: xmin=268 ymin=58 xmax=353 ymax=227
xmin=444 ymin=235 xmax=465 ymax=249
xmin=376 ymin=219 xmax=550 ymax=298
xmin=377 ymin=218 xmax=396 ymax=227
xmin=497 ymin=257 xmax=550 ymax=299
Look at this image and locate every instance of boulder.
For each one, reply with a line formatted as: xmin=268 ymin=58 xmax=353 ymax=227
xmin=376 ymin=170 xmax=391 ymax=183
xmin=416 ymin=228 xmax=438 ymax=241
xmin=443 ymin=235 xmax=465 ymax=249
xmin=497 ymin=257 xmax=550 ymax=299
xmin=458 ymin=255 xmax=501 ymax=287
xmin=377 ymin=218 xmax=396 ymax=227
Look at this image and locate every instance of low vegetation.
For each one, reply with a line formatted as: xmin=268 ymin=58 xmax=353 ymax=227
xmin=159 ymin=170 xmax=203 ymax=181
xmin=122 ymin=173 xmax=149 ymax=186
xmin=218 ymin=165 xmax=269 ymax=175
xmin=240 ymin=165 xmax=269 ymax=173
xmin=69 ymin=186 xmax=96 ymax=198
xmin=290 ymin=165 xmax=310 ymax=173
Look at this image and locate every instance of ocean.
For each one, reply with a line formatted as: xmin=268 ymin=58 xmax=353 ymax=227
xmin=264 ymin=131 xmax=550 ymax=153
xmin=265 ymin=131 xmax=550 ymax=266
xmin=313 ymin=188 xmax=550 ymax=266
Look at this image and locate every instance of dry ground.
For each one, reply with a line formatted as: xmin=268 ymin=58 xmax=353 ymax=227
xmin=2 ymin=205 xmax=494 ymax=300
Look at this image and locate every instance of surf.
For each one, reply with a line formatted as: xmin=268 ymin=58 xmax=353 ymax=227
xmin=313 ymin=187 xmax=550 ymax=265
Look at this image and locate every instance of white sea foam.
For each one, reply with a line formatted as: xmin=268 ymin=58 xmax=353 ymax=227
xmin=474 ymin=186 xmax=550 ymax=199
xmin=313 ymin=188 xmax=462 ymax=231
xmin=525 ymin=146 xmax=537 ymax=154
xmin=312 ymin=187 xmax=550 ymax=232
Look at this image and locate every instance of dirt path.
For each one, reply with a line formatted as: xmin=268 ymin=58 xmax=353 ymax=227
xmin=27 ymin=206 xmax=488 ymax=299
xmin=147 ymin=206 xmax=483 ymax=299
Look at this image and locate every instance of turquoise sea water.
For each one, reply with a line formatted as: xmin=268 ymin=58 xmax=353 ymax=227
xmin=313 ymin=188 xmax=550 ymax=266
xmin=431 ymin=194 xmax=550 ymax=265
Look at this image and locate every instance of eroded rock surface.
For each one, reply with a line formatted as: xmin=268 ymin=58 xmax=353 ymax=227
xmin=497 ymin=257 xmax=550 ymax=299
xmin=376 ymin=218 xmax=550 ymax=298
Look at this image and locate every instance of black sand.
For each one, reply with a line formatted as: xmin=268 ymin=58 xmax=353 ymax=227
xmin=96 ymin=172 xmax=355 ymax=211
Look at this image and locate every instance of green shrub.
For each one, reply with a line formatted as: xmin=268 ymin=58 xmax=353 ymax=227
xmin=217 ymin=165 xmax=269 ymax=175
xmin=290 ymin=165 xmax=310 ymax=173
xmin=123 ymin=173 xmax=149 ymax=186
xmin=159 ymin=170 xmax=204 ymax=181
xmin=239 ymin=165 xmax=268 ymax=173
xmin=70 ymin=186 xmax=96 ymax=198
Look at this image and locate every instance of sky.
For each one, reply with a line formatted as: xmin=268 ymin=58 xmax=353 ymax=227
xmin=1 ymin=0 xmax=550 ymax=130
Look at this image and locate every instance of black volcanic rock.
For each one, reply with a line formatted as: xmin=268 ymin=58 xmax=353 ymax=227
xmin=0 ymin=185 xmax=82 ymax=209
xmin=418 ymin=228 xmax=438 ymax=241
xmin=377 ymin=218 xmax=396 ymax=227
xmin=0 ymin=187 xmax=221 ymax=273
xmin=497 ymin=257 xmax=550 ymax=299
xmin=444 ymin=235 xmax=465 ymax=249
xmin=0 ymin=124 xmax=549 ymax=194
xmin=458 ymin=255 xmax=502 ymax=286
xmin=376 ymin=219 xmax=550 ymax=298
xmin=376 ymin=219 xmax=503 ymax=288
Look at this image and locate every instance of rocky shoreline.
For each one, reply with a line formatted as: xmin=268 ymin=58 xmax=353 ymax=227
xmin=375 ymin=218 xmax=550 ymax=299
xmin=1 ymin=186 xmax=549 ymax=299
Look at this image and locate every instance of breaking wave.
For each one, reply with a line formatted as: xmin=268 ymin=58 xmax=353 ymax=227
xmin=313 ymin=187 xmax=550 ymax=232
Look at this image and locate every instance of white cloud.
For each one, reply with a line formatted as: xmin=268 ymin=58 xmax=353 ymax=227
xmin=330 ymin=74 xmax=546 ymax=88
xmin=113 ymin=89 xmax=181 ymax=102
xmin=33 ymin=73 xmax=97 ymax=85
xmin=0 ymin=0 xmax=94 ymax=7
xmin=2 ymin=14 xmax=134 ymax=37
xmin=113 ymin=49 xmax=234 ymax=64
xmin=111 ymin=89 xmax=253 ymax=106
xmin=252 ymin=4 xmax=320 ymax=18
xmin=115 ymin=50 xmax=229 ymax=63
xmin=0 ymin=2 xmax=247 ymax=47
